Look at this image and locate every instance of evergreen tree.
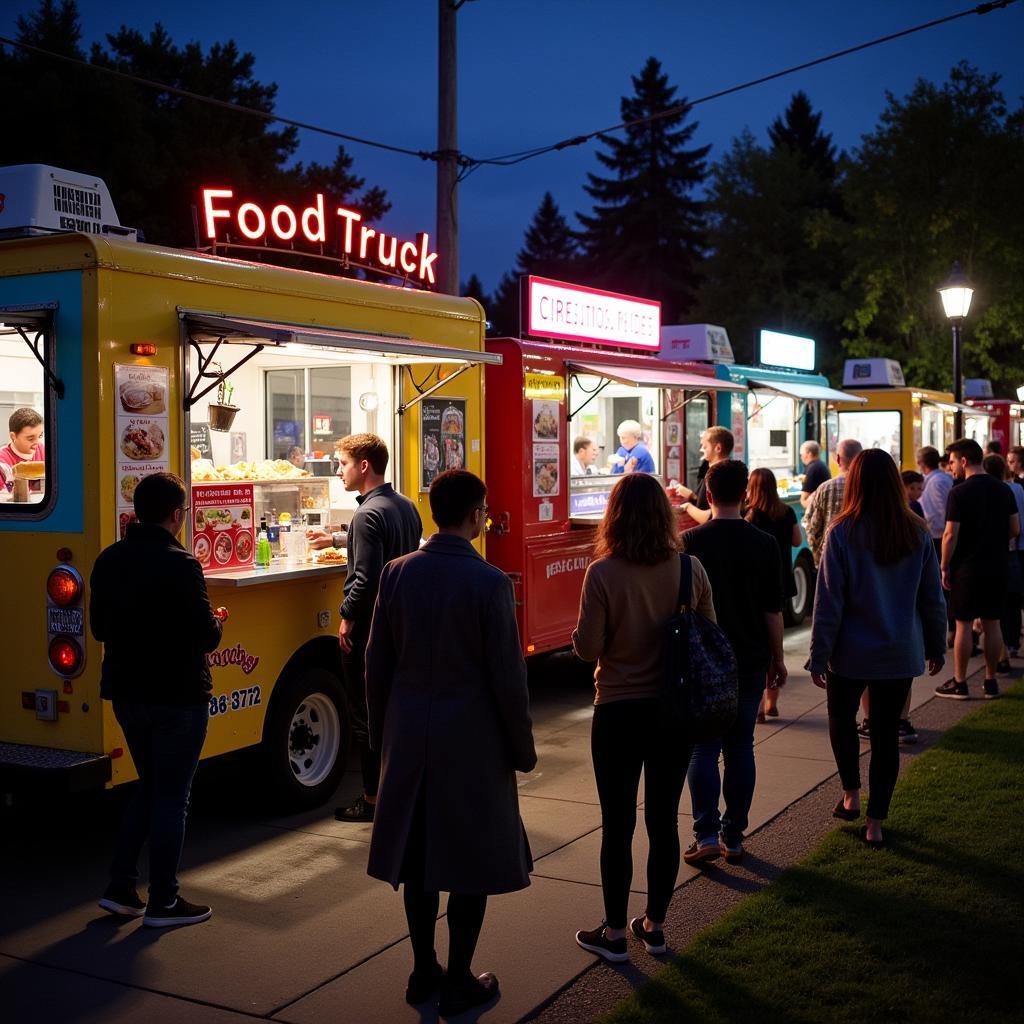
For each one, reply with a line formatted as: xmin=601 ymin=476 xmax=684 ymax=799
xmin=577 ymin=57 xmax=709 ymax=319
xmin=768 ymin=91 xmax=838 ymax=183
xmin=0 ymin=0 xmax=388 ymax=257
xmin=489 ymin=192 xmax=579 ymax=336
xmin=461 ymin=273 xmax=491 ymax=310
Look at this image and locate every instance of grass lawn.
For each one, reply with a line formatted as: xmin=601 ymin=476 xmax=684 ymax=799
xmin=603 ymin=683 xmax=1024 ymax=1024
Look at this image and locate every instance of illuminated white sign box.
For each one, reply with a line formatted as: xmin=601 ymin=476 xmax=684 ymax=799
xmin=759 ymin=330 xmax=815 ymax=372
xmin=527 ymin=276 xmax=661 ymax=351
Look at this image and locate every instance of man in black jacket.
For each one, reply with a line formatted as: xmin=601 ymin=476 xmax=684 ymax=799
xmin=309 ymin=433 xmax=422 ymax=822
xmin=90 ymin=472 xmax=223 ymax=927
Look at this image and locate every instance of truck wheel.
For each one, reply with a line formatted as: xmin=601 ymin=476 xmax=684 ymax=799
xmin=785 ymin=552 xmax=816 ymax=627
xmin=261 ymin=668 xmax=349 ymax=810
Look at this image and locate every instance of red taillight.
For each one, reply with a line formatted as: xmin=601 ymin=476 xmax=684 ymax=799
xmin=47 ymin=567 xmax=82 ymax=607
xmin=48 ymin=636 xmax=83 ymax=676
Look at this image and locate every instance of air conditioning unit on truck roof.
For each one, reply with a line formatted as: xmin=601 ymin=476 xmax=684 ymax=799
xmin=0 ymin=164 xmax=139 ymax=242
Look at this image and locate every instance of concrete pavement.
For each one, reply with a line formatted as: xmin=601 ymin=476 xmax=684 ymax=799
xmin=0 ymin=628 xmax=988 ymax=1023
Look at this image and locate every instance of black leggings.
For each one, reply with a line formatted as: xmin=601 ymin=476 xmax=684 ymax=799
xmin=826 ymin=673 xmax=912 ymax=820
xmin=401 ymin=792 xmax=487 ymax=982
xmin=591 ymin=699 xmax=692 ymax=929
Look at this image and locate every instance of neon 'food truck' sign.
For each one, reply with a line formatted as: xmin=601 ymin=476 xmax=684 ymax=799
xmin=200 ymin=188 xmax=440 ymax=285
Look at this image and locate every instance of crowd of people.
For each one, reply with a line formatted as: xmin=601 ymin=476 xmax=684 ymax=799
xmin=86 ymin=426 xmax=1021 ymax=1017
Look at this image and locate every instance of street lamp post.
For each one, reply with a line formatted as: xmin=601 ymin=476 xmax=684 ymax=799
xmin=938 ymin=262 xmax=974 ymax=439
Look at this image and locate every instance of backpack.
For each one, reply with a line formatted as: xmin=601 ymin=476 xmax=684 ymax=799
xmin=662 ymin=553 xmax=739 ymax=741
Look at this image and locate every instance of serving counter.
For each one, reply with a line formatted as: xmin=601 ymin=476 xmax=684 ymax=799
xmin=205 ymin=560 xmax=347 ymax=588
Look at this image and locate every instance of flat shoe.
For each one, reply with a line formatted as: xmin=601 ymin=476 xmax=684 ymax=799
xmin=405 ymin=963 xmax=444 ymax=1005
xmin=438 ymin=972 xmax=499 ymax=1018
xmin=765 ymin=707 xmax=779 ymax=717
xmin=756 ymin=712 xmax=766 ymax=724
xmin=858 ymin=825 xmax=884 ymax=849
xmin=832 ymin=800 xmax=859 ymax=821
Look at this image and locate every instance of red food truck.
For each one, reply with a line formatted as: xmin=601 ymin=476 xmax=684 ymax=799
xmin=965 ymin=379 xmax=1024 ymax=452
xmin=484 ymin=277 xmax=745 ymax=655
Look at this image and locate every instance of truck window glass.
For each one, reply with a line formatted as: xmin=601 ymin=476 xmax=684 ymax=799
xmin=0 ymin=326 xmax=50 ymax=513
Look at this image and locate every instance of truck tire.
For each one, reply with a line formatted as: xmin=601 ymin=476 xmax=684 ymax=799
xmin=261 ymin=668 xmax=349 ymax=810
xmin=785 ymin=551 xmax=816 ymax=627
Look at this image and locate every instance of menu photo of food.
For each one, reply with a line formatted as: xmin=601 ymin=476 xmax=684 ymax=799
xmin=191 ymin=483 xmax=256 ymax=573
xmin=119 ymin=380 xmax=166 ymax=415
xmin=120 ymin=419 xmax=166 ymax=461
xmin=532 ymin=400 xmax=560 ymax=441
xmin=533 ymin=442 xmax=560 ymax=498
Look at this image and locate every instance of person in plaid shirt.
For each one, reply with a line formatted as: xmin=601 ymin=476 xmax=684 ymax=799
xmin=803 ymin=439 xmax=863 ymax=565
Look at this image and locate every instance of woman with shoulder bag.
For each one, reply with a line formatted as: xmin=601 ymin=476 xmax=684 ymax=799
xmin=808 ymin=449 xmax=946 ymax=847
xmin=572 ymin=473 xmax=715 ymax=962
xmin=745 ymin=468 xmax=801 ymax=722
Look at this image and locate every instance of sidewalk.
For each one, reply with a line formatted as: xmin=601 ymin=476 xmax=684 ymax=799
xmin=0 ymin=632 xmax=992 ymax=1024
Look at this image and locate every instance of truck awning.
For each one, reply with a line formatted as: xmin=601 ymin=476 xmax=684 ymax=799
xmin=180 ymin=310 xmax=502 ymax=366
xmin=745 ymin=374 xmax=865 ymax=404
xmin=567 ymin=361 xmax=747 ymax=392
xmin=923 ymin=399 xmax=994 ymax=417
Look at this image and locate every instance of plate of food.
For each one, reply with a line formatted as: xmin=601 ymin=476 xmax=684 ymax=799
xmin=314 ymin=548 xmax=347 ymax=565
xmin=205 ymin=508 xmax=234 ymax=530
xmin=120 ymin=473 xmax=140 ymax=503
xmin=213 ymin=532 xmax=234 ymax=564
xmin=119 ymin=382 xmax=165 ymax=414
xmin=194 ymin=535 xmax=211 ymax=567
xmin=194 ymin=508 xmax=207 ymax=531
xmin=235 ymin=530 xmax=253 ymax=562
xmin=120 ymin=421 xmax=165 ymax=461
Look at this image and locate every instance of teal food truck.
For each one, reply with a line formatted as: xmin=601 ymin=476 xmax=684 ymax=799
xmin=660 ymin=325 xmax=865 ymax=624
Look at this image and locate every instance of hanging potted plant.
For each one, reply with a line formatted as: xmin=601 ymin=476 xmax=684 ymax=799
xmin=208 ymin=367 xmax=239 ymax=431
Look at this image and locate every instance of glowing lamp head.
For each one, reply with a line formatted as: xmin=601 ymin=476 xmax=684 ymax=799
xmin=938 ymin=262 xmax=974 ymax=320
xmin=47 ymin=567 xmax=82 ymax=607
xmin=48 ymin=636 xmax=83 ymax=676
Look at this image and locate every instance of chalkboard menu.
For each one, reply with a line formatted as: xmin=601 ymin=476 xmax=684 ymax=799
xmin=190 ymin=422 xmax=213 ymax=459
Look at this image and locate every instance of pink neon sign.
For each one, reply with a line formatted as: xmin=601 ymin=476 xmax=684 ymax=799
xmin=200 ymin=188 xmax=439 ymax=285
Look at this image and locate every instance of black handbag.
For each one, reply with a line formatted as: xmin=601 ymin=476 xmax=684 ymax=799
xmin=662 ymin=554 xmax=739 ymax=741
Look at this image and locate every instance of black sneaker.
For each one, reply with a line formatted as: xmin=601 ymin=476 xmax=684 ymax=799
xmin=935 ymin=679 xmax=969 ymax=700
xmin=897 ymin=719 xmax=918 ymax=745
xmin=438 ymin=972 xmax=499 ymax=1018
xmin=98 ymin=884 xmax=145 ymax=918
xmin=983 ymin=678 xmax=1001 ymax=699
xmin=720 ymin=833 xmax=744 ymax=864
xmin=857 ymin=719 xmax=871 ymax=739
xmin=575 ymin=923 xmax=628 ymax=962
xmin=334 ymin=795 xmax=375 ymax=822
xmin=405 ymin=962 xmax=444 ymax=1005
xmin=996 ymin=660 xmax=1011 ymax=674
xmin=683 ymin=838 xmax=721 ymax=865
xmin=143 ymin=896 xmax=212 ymax=928
xmin=629 ymin=917 xmax=667 ymax=955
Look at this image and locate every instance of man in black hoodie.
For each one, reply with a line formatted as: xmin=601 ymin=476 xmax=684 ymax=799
xmin=90 ymin=472 xmax=223 ymax=927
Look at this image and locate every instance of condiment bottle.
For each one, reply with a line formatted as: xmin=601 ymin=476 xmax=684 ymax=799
xmin=256 ymin=516 xmax=272 ymax=567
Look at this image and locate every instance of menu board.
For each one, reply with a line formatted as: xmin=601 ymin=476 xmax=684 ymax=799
xmin=114 ymin=364 xmax=170 ymax=538
xmin=190 ymin=422 xmax=213 ymax=459
xmin=191 ymin=484 xmax=255 ymax=572
xmin=533 ymin=442 xmax=560 ymax=497
xmin=420 ymin=398 xmax=467 ymax=490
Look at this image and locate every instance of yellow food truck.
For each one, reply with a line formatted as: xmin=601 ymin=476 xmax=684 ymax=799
xmin=0 ymin=165 xmax=495 ymax=808
xmin=834 ymin=358 xmax=991 ymax=470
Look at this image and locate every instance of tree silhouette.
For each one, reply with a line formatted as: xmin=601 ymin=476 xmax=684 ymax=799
xmin=577 ymin=57 xmax=709 ymax=319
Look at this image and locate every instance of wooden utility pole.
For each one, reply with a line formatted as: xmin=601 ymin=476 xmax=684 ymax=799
xmin=436 ymin=0 xmax=459 ymax=295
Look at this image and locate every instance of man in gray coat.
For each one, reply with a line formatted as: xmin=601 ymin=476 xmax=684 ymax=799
xmin=365 ymin=470 xmax=536 ymax=1018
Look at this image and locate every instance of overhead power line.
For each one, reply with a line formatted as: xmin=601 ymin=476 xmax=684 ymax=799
xmin=469 ymin=0 xmax=1020 ymax=167
xmin=0 ymin=33 xmax=438 ymax=163
xmin=0 ymin=0 xmax=1018 ymax=174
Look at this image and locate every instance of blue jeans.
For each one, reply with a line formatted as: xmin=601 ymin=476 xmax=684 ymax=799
xmin=687 ymin=681 xmax=763 ymax=843
xmin=110 ymin=701 xmax=208 ymax=906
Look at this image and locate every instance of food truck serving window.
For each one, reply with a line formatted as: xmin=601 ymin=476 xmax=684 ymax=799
xmin=837 ymin=410 xmax=902 ymax=463
xmin=0 ymin=312 xmax=55 ymax=517
xmin=747 ymin=389 xmax=796 ymax=473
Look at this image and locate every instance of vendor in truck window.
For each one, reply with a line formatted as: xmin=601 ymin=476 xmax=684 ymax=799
xmin=286 ymin=445 xmax=306 ymax=469
xmin=672 ymin=426 xmax=734 ymax=526
xmin=0 ymin=407 xmax=45 ymax=497
xmin=572 ymin=436 xmax=599 ymax=477
xmin=609 ymin=420 xmax=655 ymax=475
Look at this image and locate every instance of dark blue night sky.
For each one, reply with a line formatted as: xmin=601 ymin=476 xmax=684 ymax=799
xmin=6 ymin=0 xmax=1022 ymax=291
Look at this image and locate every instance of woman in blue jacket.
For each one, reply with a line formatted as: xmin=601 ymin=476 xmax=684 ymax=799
xmin=808 ymin=449 xmax=947 ymax=847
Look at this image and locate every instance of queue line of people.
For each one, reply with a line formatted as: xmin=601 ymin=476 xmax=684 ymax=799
xmin=87 ymin=427 xmax=1018 ymax=1017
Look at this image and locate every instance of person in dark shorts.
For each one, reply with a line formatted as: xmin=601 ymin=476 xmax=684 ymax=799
xmin=744 ymin=467 xmax=800 ymax=722
xmin=936 ymin=439 xmax=1020 ymax=700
